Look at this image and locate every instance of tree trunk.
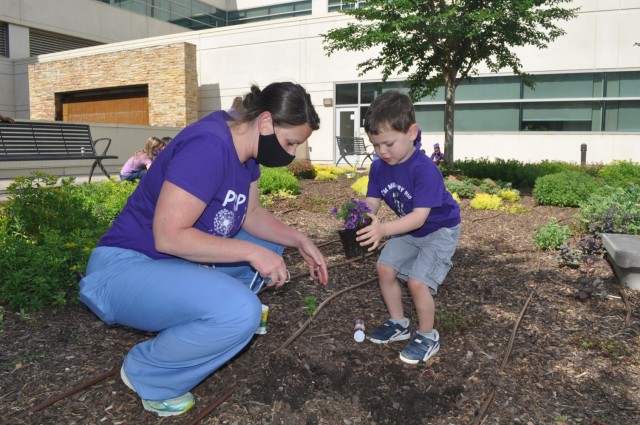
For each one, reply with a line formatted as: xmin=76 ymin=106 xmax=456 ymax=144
xmin=443 ymin=76 xmax=456 ymax=165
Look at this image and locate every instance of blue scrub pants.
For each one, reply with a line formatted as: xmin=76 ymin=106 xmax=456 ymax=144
xmin=79 ymin=229 xmax=282 ymax=401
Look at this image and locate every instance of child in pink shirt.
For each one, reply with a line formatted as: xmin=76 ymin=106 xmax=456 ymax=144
xmin=120 ymin=136 xmax=166 ymax=181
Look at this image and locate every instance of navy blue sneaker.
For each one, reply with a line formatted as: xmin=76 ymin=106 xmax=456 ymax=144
xmin=367 ymin=319 xmax=410 ymax=344
xmin=399 ymin=330 xmax=440 ymax=365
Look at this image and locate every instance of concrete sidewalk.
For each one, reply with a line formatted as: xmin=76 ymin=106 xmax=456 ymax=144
xmin=0 ymin=174 xmax=112 ymax=202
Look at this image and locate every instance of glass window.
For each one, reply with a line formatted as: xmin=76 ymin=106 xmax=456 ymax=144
xmin=0 ymin=22 xmax=7 ymax=58
xmin=360 ymin=81 xmax=411 ymax=103
xmin=169 ymin=1 xmax=192 ymax=21
xmin=340 ymin=72 xmax=640 ymax=133
xmin=328 ymin=1 xmax=365 ymax=12
xmin=607 ymin=72 xmax=640 ymax=97
xmin=605 ymin=101 xmax=640 ymax=131
xmin=336 ymin=84 xmax=358 ymax=105
xmin=270 ymin=4 xmax=295 ymax=15
xmin=456 ymin=104 xmax=520 ymax=131
xmin=361 ymin=82 xmax=382 ymax=104
xmin=295 ymin=1 xmax=313 ymax=12
xmin=522 ymin=101 xmax=595 ymax=121
xmin=360 ymin=106 xmax=368 ymax=128
xmin=523 ymin=73 xmax=602 ymax=99
xmin=415 ymin=105 xmax=445 ymax=132
xmin=522 ymin=101 xmax=599 ymax=131
xmin=456 ymin=76 xmax=521 ymax=101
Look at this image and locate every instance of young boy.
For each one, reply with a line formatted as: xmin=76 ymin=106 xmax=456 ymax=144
xmin=356 ymin=91 xmax=461 ymax=365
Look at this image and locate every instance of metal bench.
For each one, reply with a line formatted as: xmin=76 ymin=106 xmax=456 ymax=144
xmin=336 ymin=136 xmax=374 ymax=168
xmin=0 ymin=121 xmax=118 ymax=182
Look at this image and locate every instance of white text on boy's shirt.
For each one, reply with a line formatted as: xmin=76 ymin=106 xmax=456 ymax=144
xmin=380 ymin=182 xmax=413 ymax=200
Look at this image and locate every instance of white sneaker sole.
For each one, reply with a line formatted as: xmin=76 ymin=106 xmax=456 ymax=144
xmin=399 ymin=344 xmax=440 ymax=365
xmin=367 ymin=332 xmax=411 ymax=344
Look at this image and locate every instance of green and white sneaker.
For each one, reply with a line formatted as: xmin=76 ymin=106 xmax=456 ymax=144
xmin=120 ymin=366 xmax=195 ymax=417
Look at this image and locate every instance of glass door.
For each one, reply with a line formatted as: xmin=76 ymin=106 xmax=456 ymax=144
xmin=335 ymin=107 xmax=359 ymax=166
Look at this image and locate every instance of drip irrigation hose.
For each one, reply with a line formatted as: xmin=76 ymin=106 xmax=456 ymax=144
xmin=5 ymin=367 xmax=118 ymax=423
xmin=185 ymin=387 xmax=236 ymax=425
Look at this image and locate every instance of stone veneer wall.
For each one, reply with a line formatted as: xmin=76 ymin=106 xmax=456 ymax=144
xmin=28 ymin=43 xmax=197 ymax=127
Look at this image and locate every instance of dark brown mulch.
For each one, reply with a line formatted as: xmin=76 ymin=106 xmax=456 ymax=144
xmin=1 ymin=176 xmax=639 ymax=425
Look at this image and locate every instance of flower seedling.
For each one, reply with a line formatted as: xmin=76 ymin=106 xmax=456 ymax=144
xmin=330 ymin=198 xmax=371 ymax=230
xmin=304 ymin=296 xmax=318 ymax=316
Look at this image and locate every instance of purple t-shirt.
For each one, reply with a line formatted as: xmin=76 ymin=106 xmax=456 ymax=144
xmin=366 ymin=148 xmax=460 ymax=237
xmin=430 ymin=151 xmax=444 ymax=162
xmin=99 ymin=111 xmax=260 ymax=259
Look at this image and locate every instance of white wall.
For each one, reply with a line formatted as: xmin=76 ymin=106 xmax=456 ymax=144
xmin=435 ymin=132 xmax=639 ymax=165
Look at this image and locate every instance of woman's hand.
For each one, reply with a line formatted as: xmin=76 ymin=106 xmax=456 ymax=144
xmin=248 ymin=247 xmax=290 ymax=288
xmin=296 ymin=235 xmax=329 ymax=286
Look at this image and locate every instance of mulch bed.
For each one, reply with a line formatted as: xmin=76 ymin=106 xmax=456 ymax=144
xmin=1 ymin=176 xmax=639 ymax=425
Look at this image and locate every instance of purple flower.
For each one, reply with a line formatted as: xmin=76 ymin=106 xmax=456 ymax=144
xmin=330 ymin=198 xmax=371 ymax=230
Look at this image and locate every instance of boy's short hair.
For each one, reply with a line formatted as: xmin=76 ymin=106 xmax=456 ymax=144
xmin=364 ymin=90 xmax=416 ymax=135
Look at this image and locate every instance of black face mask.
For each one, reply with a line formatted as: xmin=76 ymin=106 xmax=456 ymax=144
xmin=256 ymin=132 xmax=295 ymax=167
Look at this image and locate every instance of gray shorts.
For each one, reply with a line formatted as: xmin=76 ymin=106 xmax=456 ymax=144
xmin=378 ymin=224 xmax=460 ymax=295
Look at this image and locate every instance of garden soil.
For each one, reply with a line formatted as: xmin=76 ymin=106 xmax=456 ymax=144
xmin=2 ymin=176 xmax=639 ymax=425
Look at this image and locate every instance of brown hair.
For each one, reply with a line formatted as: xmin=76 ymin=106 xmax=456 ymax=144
xmin=364 ymin=91 xmax=416 ymax=135
xmin=142 ymin=136 xmax=166 ymax=160
xmin=233 ymin=82 xmax=320 ymax=130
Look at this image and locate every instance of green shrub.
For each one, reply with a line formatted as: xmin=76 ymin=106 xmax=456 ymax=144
xmin=578 ymin=185 xmax=640 ymax=235
xmin=469 ymin=193 xmax=503 ymax=210
xmin=0 ymin=172 xmax=129 ymax=311
xmin=3 ymin=173 xmax=95 ymax=240
xmin=533 ymin=171 xmax=599 ymax=207
xmin=533 ymin=218 xmax=572 ymax=250
xmin=599 ymin=160 xmax=640 ymax=188
xmin=258 ymin=166 xmax=300 ymax=195
xmin=0 ymin=228 xmax=96 ymax=310
xmin=287 ymin=159 xmax=317 ymax=179
xmin=445 ymin=179 xmax=476 ymax=199
xmin=74 ymin=178 xmax=137 ymax=224
xmin=452 ymin=158 xmax=576 ymax=189
xmin=478 ymin=178 xmax=502 ymax=195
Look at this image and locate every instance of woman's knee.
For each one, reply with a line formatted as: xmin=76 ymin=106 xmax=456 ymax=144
xmin=201 ymin=292 xmax=262 ymax=338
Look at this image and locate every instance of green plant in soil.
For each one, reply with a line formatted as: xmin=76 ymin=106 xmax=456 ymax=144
xmin=435 ymin=311 xmax=471 ymax=334
xmin=304 ymin=296 xmax=318 ymax=316
xmin=533 ymin=218 xmax=572 ymax=251
xmin=573 ymin=332 xmax=630 ymax=359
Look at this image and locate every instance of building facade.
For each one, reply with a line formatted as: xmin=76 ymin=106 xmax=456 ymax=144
xmin=0 ymin=0 xmax=638 ymax=172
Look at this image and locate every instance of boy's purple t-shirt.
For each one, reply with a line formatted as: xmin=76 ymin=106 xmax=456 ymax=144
xmin=366 ymin=148 xmax=460 ymax=237
xmin=99 ymin=111 xmax=260 ymax=259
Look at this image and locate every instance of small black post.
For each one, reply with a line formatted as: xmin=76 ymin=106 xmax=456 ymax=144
xmin=580 ymin=143 xmax=587 ymax=166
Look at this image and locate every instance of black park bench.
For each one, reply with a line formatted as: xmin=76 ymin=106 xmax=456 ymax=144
xmin=0 ymin=121 xmax=118 ymax=182
xmin=335 ymin=136 xmax=374 ymax=168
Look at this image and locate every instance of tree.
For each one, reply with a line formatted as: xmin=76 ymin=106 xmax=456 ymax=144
xmin=323 ymin=0 xmax=578 ymax=164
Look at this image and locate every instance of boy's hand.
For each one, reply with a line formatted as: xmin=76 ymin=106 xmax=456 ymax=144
xmin=356 ymin=213 xmax=385 ymax=251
